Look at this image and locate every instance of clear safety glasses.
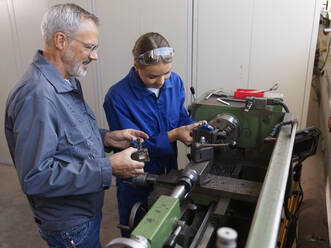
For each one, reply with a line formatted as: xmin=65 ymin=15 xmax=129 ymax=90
xmin=73 ymin=39 xmax=99 ymax=55
xmin=136 ymin=47 xmax=174 ymax=65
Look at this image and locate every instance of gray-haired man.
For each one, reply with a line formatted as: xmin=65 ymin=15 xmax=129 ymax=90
xmin=4 ymin=3 xmax=148 ymax=247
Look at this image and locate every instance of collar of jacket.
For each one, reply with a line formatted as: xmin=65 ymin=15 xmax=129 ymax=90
xmin=127 ymin=66 xmax=174 ymax=100
xmin=32 ymin=50 xmax=77 ymax=93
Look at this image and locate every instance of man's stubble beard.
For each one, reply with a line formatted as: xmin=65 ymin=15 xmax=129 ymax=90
xmin=63 ymin=47 xmax=88 ymax=78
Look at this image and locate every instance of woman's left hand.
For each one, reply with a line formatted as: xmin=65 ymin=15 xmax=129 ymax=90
xmin=104 ymin=129 xmax=149 ymax=149
xmin=168 ymin=121 xmax=205 ymax=145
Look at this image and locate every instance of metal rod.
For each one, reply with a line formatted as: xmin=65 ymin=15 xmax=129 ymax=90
xmin=217 ymin=98 xmax=230 ymax=106
xmin=197 ymin=223 xmax=215 ymax=248
xmin=219 ymin=98 xmax=246 ymax=103
xmin=190 ymin=202 xmax=216 ymax=248
xmin=196 ymin=143 xmax=230 ymax=148
xmin=245 ymin=113 xmax=297 ymax=248
xmin=170 ymin=185 xmax=186 ymax=200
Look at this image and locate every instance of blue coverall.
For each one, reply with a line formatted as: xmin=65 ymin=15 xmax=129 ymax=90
xmin=103 ymin=67 xmax=194 ymax=236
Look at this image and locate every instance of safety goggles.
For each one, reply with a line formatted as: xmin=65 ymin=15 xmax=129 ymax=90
xmin=136 ymin=47 xmax=174 ymax=65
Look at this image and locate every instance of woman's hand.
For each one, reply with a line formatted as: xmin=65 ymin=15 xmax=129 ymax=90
xmin=168 ymin=121 xmax=205 ymax=145
xmin=104 ymin=129 xmax=149 ymax=149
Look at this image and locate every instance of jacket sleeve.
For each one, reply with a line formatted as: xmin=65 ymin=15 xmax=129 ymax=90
xmin=10 ymin=96 xmax=112 ymax=197
xmin=104 ymin=93 xmax=175 ymax=158
xmin=99 ymin=128 xmax=113 ymax=153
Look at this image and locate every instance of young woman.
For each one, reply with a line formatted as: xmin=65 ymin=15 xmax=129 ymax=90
xmin=103 ymin=32 xmax=200 ymax=237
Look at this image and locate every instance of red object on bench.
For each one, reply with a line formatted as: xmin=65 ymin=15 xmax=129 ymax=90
xmin=234 ymin=89 xmax=264 ymax=99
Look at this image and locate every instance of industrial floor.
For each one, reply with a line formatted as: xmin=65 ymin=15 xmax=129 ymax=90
xmin=0 ymin=85 xmax=328 ymax=248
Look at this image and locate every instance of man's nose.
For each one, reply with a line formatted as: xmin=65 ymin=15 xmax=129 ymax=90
xmin=89 ymin=49 xmax=98 ymax=60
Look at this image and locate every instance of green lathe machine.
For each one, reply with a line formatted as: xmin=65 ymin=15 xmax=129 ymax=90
xmin=106 ymin=89 xmax=319 ymax=248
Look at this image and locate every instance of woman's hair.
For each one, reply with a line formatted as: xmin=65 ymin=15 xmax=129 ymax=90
xmin=41 ymin=3 xmax=99 ymax=45
xmin=132 ymin=32 xmax=171 ymax=67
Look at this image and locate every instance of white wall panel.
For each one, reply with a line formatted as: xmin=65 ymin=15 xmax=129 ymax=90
xmin=12 ymin=0 xmax=47 ymax=71
xmin=0 ymin=0 xmax=18 ymax=164
xmin=248 ymin=0 xmax=318 ymax=127
xmin=195 ymin=0 xmax=254 ymax=96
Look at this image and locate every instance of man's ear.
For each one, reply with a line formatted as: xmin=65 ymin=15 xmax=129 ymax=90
xmin=53 ymin=32 xmax=67 ymax=51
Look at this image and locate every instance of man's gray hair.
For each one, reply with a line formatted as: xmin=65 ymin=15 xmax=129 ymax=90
xmin=41 ymin=3 xmax=99 ymax=45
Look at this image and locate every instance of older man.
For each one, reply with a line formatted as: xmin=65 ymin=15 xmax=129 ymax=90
xmin=4 ymin=3 xmax=147 ymax=248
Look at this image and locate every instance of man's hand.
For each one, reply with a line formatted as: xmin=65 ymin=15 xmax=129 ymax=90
xmin=104 ymin=129 xmax=149 ymax=149
xmin=168 ymin=121 xmax=205 ymax=145
xmin=110 ymin=147 xmax=145 ymax=178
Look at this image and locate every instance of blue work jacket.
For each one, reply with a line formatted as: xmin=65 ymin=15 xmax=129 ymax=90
xmin=4 ymin=50 xmax=112 ymax=231
xmin=103 ymin=67 xmax=194 ymax=175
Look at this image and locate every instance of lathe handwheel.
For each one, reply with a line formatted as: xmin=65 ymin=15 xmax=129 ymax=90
xmin=129 ymin=202 xmax=147 ymax=230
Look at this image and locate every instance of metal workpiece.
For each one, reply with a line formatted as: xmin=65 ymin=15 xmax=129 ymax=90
xmin=131 ymin=140 xmax=150 ymax=162
xmin=170 ymin=185 xmax=186 ymax=200
xmin=172 ymin=169 xmax=199 ymax=200
xmin=245 ymin=113 xmax=297 ymax=248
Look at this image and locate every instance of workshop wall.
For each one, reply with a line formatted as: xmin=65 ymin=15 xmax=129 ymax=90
xmin=0 ymin=0 xmax=321 ymax=165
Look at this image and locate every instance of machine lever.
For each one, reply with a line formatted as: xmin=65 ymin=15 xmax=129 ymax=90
xmin=164 ymin=221 xmax=185 ymax=248
xmin=250 ymin=82 xmax=278 ymax=94
xmin=186 ymin=203 xmax=198 ymax=226
xmin=117 ymin=224 xmax=131 ymax=230
xmin=190 ymin=86 xmax=197 ymax=101
xmin=194 ymin=141 xmax=237 ymax=148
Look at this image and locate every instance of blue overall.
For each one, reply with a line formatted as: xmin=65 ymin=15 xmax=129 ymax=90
xmin=103 ymin=67 xmax=194 ymax=236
